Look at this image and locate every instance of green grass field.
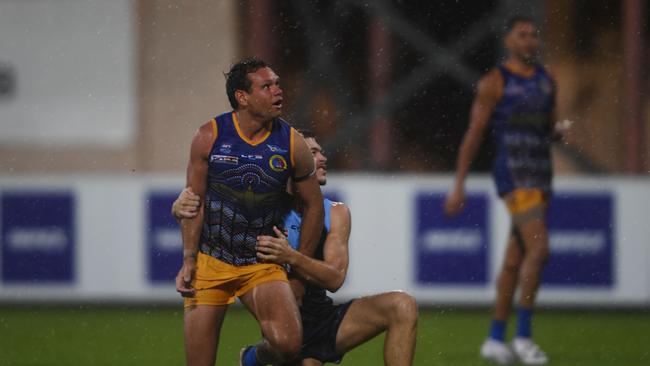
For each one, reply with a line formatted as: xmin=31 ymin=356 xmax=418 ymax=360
xmin=0 ymin=306 xmax=648 ymax=365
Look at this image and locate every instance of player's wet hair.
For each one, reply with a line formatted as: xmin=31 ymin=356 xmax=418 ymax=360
xmin=296 ymin=128 xmax=316 ymax=139
xmin=225 ymin=57 xmax=270 ymax=109
xmin=505 ymin=15 xmax=536 ymax=34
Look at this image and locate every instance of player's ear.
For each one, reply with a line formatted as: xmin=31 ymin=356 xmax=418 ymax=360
xmin=235 ymin=89 xmax=248 ymax=108
xmin=504 ymin=31 xmax=515 ymax=50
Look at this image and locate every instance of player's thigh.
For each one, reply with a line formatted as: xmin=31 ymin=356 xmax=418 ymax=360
xmin=184 ymin=304 xmax=228 ymax=339
xmin=239 ymin=280 xmax=302 ymax=339
xmin=506 ymin=189 xmax=549 ymax=251
xmin=515 ymin=214 xmax=549 ymax=255
xmin=184 ymin=305 xmax=228 ymax=362
xmin=335 ymin=291 xmax=412 ymax=354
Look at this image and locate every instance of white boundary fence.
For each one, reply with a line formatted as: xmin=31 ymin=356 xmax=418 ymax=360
xmin=1 ymin=174 xmax=649 ymax=307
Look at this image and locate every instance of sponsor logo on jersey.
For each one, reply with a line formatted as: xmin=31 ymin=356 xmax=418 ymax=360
xmin=267 ymin=144 xmax=288 ymax=154
xmin=240 ymin=154 xmax=263 ymax=160
xmin=219 ymin=144 xmax=232 ymax=154
xmin=210 ymin=154 xmax=239 ymax=165
xmin=269 ymin=154 xmax=288 ymax=172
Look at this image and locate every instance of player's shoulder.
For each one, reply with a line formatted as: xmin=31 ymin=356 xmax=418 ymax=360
xmin=538 ymin=63 xmax=557 ymax=83
xmin=484 ymin=67 xmax=503 ymax=78
xmin=473 ymin=67 xmax=504 ymax=101
xmin=192 ymin=118 xmax=219 ymax=149
xmin=327 ymin=201 xmax=351 ymax=238
xmin=197 ymin=119 xmax=216 ymax=137
xmin=329 ymin=201 xmax=351 ymax=220
xmin=479 ymin=67 xmax=504 ymax=89
xmin=274 ymin=116 xmax=294 ymax=132
xmin=198 ymin=119 xmax=214 ymax=131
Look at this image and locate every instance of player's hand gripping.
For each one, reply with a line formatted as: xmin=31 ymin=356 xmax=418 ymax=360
xmin=444 ymin=187 xmax=466 ymax=217
xmin=256 ymin=226 xmax=296 ymax=266
xmin=175 ymin=257 xmax=197 ymax=298
xmin=171 ymin=187 xmax=200 ymax=221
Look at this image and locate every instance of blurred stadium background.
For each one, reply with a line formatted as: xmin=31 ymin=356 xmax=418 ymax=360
xmin=0 ymin=0 xmax=649 ymax=365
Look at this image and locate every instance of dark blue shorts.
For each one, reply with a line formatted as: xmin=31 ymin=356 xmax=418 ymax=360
xmin=280 ymin=300 xmax=354 ymax=365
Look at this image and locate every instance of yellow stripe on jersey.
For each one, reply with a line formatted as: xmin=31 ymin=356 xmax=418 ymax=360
xmin=232 ymin=111 xmax=272 ymax=146
xmin=210 ymin=118 xmax=218 ymax=146
xmin=290 ymin=127 xmax=296 ymax=168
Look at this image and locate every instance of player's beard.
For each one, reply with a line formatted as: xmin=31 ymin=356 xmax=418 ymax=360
xmin=517 ymin=48 xmax=538 ymax=65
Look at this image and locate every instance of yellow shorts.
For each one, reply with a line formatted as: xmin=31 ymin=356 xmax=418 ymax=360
xmin=504 ymin=188 xmax=549 ymax=215
xmin=184 ymin=252 xmax=287 ymax=308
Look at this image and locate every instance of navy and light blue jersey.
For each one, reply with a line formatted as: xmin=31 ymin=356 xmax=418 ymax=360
xmin=284 ymin=198 xmax=334 ymax=251
xmin=284 ymin=198 xmax=338 ymax=320
xmin=490 ymin=64 xmax=556 ymax=196
xmin=200 ymin=111 xmax=297 ymax=266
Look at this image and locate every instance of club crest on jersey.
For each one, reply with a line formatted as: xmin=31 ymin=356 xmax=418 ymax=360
xmin=269 ymin=154 xmax=288 ymax=172
xmin=210 ymin=154 xmax=239 ymax=165
xmin=219 ymin=144 xmax=232 ymax=154
xmin=267 ymin=144 xmax=288 ymax=154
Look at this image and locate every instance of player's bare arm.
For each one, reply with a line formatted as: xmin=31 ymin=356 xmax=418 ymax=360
xmin=257 ymin=203 xmax=351 ymax=292
xmin=445 ymin=69 xmax=503 ymax=216
xmin=544 ymin=66 xmax=570 ymax=141
xmin=175 ymin=122 xmax=212 ymax=297
xmin=291 ymin=131 xmax=324 ymax=258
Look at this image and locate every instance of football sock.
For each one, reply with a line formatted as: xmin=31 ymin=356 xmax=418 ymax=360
xmin=516 ymin=307 xmax=533 ymax=338
xmin=489 ymin=319 xmax=507 ymax=342
xmin=242 ymin=346 xmax=263 ymax=366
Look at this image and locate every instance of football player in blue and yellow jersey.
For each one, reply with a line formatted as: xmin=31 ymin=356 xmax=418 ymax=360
xmin=175 ymin=58 xmax=324 ymax=366
xmin=445 ymin=17 xmax=569 ymax=365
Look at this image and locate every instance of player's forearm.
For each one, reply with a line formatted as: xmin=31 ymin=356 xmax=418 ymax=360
xmin=172 ymin=198 xmax=183 ymax=223
xmin=180 ymin=210 xmax=203 ymax=259
xmin=453 ymin=127 xmax=485 ymax=189
xmin=289 ymin=252 xmax=344 ymax=292
xmin=297 ymin=202 xmax=324 ymax=258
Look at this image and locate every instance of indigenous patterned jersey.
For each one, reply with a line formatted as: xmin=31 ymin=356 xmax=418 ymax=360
xmin=490 ymin=64 xmax=556 ymax=195
xmin=200 ymin=111 xmax=296 ymax=266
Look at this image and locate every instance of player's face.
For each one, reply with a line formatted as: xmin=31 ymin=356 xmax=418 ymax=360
xmin=305 ymin=137 xmax=327 ymax=186
xmin=506 ymin=22 xmax=539 ymax=64
xmin=241 ymin=67 xmax=283 ymax=119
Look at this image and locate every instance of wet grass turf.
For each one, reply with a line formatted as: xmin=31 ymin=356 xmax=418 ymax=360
xmin=0 ymin=306 xmax=648 ymax=365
